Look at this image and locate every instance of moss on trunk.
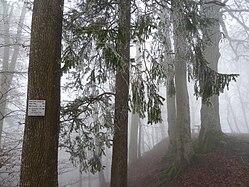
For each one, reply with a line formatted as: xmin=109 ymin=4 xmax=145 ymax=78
xmin=197 ymin=131 xmax=225 ymax=153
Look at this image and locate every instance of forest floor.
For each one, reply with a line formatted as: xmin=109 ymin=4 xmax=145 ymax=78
xmin=128 ymin=133 xmax=249 ymax=187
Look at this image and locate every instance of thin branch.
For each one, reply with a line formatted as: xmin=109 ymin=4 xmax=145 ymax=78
xmin=0 ymin=71 xmax=27 ymax=74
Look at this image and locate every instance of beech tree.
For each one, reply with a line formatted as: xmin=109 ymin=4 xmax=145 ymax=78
xmin=157 ymin=1 xmax=238 ymax=182
xmin=199 ymin=0 xmax=223 ymax=151
xmin=159 ymin=4 xmax=177 ymax=157
xmin=20 ymin=0 xmax=64 ymax=186
xmin=172 ymin=0 xmax=193 ymax=168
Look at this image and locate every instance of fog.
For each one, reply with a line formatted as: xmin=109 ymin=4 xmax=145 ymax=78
xmin=1 ymin=0 xmax=249 ymax=187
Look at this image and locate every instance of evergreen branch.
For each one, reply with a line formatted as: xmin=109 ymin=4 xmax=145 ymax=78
xmin=192 ymin=44 xmax=239 ymax=102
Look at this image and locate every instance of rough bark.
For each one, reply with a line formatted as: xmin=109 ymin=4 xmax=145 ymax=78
xmin=110 ymin=0 xmax=131 ymax=186
xmin=199 ymin=0 xmax=223 ymax=151
xmin=20 ymin=0 xmax=63 ymax=186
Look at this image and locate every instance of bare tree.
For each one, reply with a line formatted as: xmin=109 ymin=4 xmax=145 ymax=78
xmin=0 ymin=0 xmax=27 ymax=147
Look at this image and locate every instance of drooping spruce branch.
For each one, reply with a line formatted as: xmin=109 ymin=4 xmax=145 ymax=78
xmin=170 ymin=0 xmax=239 ymax=102
xmin=60 ymin=91 xmax=115 ymax=173
xmin=192 ymin=42 xmax=239 ymax=102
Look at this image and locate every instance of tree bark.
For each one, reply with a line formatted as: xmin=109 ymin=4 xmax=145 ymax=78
xmin=172 ymin=1 xmax=192 ymax=166
xmin=199 ymin=0 xmax=223 ymax=150
xmin=110 ymin=0 xmax=131 ymax=186
xmin=20 ymin=0 xmax=64 ymax=186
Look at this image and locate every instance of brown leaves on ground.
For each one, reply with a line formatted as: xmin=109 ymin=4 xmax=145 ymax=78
xmin=128 ymin=134 xmax=249 ymax=187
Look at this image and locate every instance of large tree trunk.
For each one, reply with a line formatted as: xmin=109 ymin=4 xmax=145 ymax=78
xmin=110 ymin=0 xmax=131 ymax=186
xmin=20 ymin=0 xmax=63 ymax=186
xmin=199 ymin=0 xmax=223 ymax=151
xmin=172 ymin=1 xmax=192 ymax=166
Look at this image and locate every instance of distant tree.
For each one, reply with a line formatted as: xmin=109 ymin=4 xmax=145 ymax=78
xmin=129 ymin=43 xmax=142 ymax=166
xmin=0 ymin=2 xmax=28 ymax=185
xmin=159 ymin=5 xmax=177 ymax=157
xmin=0 ymin=0 xmax=27 ymax=147
xmin=220 ymin=0 xmax=249 ymax=133
xmin=129 ymin=112 xmax=140 ymax=166
xmin=110 ymin=0 xmax=131 ymax=186
xmin=20 ymin=0 xmax=64 ymax=186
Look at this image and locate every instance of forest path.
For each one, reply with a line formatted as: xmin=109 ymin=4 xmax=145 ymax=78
xmin=128 ymin=133 xmax=249 ymax=187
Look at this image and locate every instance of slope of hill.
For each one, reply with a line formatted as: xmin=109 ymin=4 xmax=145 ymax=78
xmin=128 ymin=134 xmax=249 ymax=187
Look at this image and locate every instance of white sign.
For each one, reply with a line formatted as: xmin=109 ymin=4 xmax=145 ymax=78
xmin=28 ymin=100 xmax=46 ymax=116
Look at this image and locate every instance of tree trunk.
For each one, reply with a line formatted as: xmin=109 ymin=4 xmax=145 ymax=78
xmin=159 ymin=4 xmax=177 ymax=157
xmin=138 ymin=122 xmax=142 ymax=158
xmin=110 ymin=0 xmax=131 ymax=186
xmin=226 ymin=93 xmax=240 ymax=133
xmin=129 ymin=38 xmax=141 ymax=166
xmin=167 ymin=79 xmax=177 ymax=157
xmin=99 ymin=169 xmax=106 ymax=187
xmin=20 ymin=0 xmax=64 ymax=186
xmin=199 ymin=0 xmax=223 ymax=151
xmin=141 ymin=125 xmax=145 ymax=154
xmin=172 ymin=1 xmax=192 ymax=166
xmin=79 ymin=167 xmax=83 ymax=187
xmin=128 ymin=112 xmax=139 ymax=166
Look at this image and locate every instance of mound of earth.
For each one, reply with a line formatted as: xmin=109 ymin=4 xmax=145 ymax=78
xmin=128 ymin=134 xmax=249 ymax=187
